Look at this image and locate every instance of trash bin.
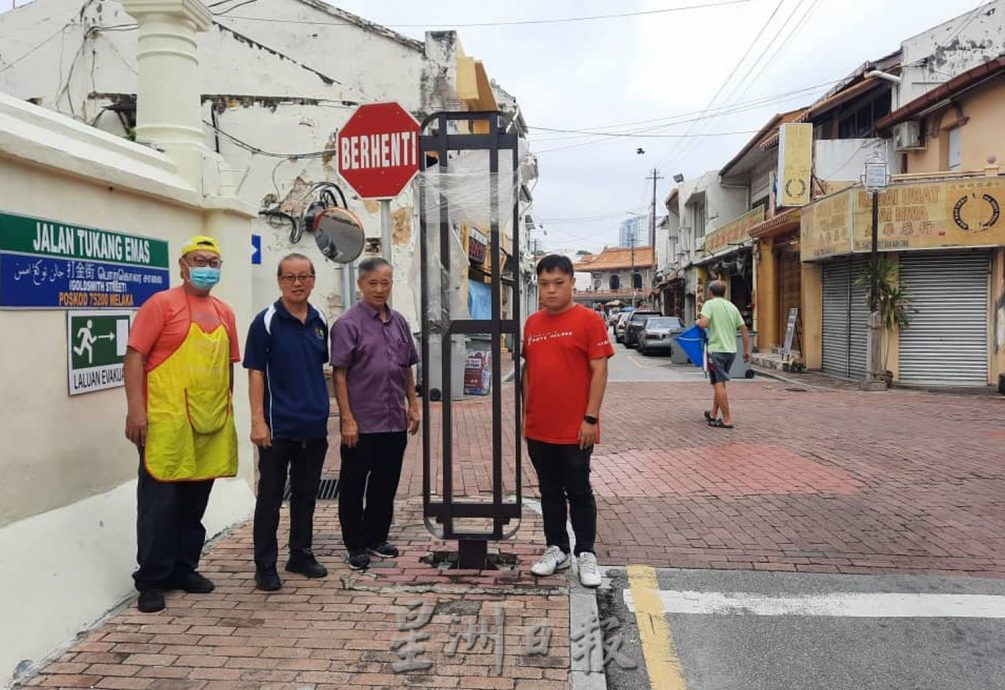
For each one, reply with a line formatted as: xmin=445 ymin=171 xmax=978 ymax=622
xmin=669 ymin=332 xmax=691 ymax=365
xmin=674 ymin=325 xmax=706 ymax=369
xmin=727 ymin=330 xmax=757 ymax=379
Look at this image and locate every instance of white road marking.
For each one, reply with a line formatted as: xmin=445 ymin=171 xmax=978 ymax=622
xmin=623 ymin=590 xmax=1005 ymax=618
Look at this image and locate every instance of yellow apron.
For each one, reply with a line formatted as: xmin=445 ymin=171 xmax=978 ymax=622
xmin=143 ymin=306 xmax=238 ymax=482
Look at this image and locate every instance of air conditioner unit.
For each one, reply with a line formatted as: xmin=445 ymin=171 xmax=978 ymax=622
xmin=894 ymin=120 xmax=923 ymax=151
xmin=694 ymin=236 xmax=705 ymax=253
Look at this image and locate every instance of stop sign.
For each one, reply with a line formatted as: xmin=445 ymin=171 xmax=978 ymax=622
xmin=337 ymin=102 xmax=421 ymax=199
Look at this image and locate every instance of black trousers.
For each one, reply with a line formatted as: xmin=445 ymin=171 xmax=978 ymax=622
xmin=253 ymin=438 xmax=328 ymax=571
xmin=527 ymin=439 xmax=597 ymax=556
xmin=338 ymin=431 xmax=407 ymax=553
xmin=134 ymin=454 xmax=214 ymax=592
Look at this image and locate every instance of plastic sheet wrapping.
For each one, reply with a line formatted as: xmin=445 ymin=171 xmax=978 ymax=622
xmin=414 ymin=128 xmax=525 ymax=542
xmin=414 ymin=154 xmax=520 ymax=334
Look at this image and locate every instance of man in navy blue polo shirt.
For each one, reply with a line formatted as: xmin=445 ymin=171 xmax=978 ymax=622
xmin=244 ymin=253 xmax=331 ymax=591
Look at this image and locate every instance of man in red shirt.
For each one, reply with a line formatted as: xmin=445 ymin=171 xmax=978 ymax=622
xmin=523 ymin=255 xmax=614 ymax=588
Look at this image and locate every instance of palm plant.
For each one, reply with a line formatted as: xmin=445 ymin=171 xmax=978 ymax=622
xmin=855 ymin=258 xmax=915 ymax=377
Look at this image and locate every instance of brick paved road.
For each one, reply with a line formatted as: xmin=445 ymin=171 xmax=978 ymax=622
xmin=23 ymin=497 xmax=571 ymax=690
xmin=23 ymin=378 xmax=1004 ymax=689
xmin=383 ymin=379 xmax=1004 ymax=579
xmin=592 ymin=381 xmax=1005 ymax=577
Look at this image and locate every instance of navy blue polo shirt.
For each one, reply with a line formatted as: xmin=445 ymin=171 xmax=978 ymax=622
xmin=243 ymin=300 xmax=330 ymax=440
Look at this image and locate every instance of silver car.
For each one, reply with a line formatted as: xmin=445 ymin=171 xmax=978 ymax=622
xmin=638 ymin=316 xmax=685 ymax=356
xmin=614 ymin=311 xmax=633 ymax=343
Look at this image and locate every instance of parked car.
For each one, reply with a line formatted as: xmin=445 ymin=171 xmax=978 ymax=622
xmin=607 ymin=306 xmax=632 ymax=327
xmin=614 ymin=311 xmax=634 ymax=343
xmin=638 ymin=316 xmax=685 ymax=356
xmin=623 ymin=310 xmax=660 ymax=348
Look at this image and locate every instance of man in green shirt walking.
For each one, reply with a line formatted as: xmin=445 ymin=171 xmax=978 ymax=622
xmin=696 ymin=280 xmax=751 ymax=428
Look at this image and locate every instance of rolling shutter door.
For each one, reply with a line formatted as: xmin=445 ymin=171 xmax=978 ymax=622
xmin=848 ymin=259 xmax=869 ymax=380
xmin=822 ymin=261 xmax=850 ymax=377
xmin=898 ymin=252 xmax=988 ymax=386
xmin=822 ymin=257 xmax=868 ymax=378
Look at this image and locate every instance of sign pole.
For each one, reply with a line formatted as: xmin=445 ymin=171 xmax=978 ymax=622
xmin=861 ymin=152 xmax=889 ymax=389
xmin=380 ymin=198 xmax=392 ymax=308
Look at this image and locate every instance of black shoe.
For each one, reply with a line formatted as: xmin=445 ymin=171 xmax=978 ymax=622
xmin=137 ymin=589 xmax=165 ymax=613
xmin=346 ymin=551 xmax=371 ymax=571
xmin=255 ymin=569 xmax=282 ymax=592
xmin=167 ymin=571 xmax=215 ymax=593
xmin=285 ymin=549 xmax=328 ymax=578
xmin=367 ymin=542 xmax=400 ymax=559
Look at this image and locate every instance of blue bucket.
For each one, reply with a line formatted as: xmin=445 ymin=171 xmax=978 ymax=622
xmin=674 ymin=325 xmax=706 ymax=368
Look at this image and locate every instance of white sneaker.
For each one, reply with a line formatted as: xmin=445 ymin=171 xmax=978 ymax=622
xmin=530 ymin=545 xmax=571 ymax=576
xmin=577 ymin=552 xmax=601 ymax=588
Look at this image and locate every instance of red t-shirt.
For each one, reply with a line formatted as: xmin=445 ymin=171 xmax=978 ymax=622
xmin=523 ymin=305 xmax=614 ymax=444
xmin=128 ymin=286 xmax=240 ymax=371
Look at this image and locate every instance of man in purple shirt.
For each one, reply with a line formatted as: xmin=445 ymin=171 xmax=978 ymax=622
xmin=331 ymin=257 xmax=420 ymax=570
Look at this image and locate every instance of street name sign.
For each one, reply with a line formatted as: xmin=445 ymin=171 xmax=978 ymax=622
xmin=337 ymin=102 xmax=421 ymax=199
xmin=0 ymin=212 xmax=169 ymax=309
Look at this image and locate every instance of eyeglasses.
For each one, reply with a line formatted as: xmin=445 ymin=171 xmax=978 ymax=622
xmin=280 ymin=274 xmax=316 ymax=285
xmin=187 ymin=257 xmax=223 ymax=269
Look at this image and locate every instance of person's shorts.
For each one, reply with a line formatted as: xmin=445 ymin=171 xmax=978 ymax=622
xmin=708 ymin=351 xmax=735 ymax=384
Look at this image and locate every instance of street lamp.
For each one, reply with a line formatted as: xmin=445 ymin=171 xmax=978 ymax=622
xmin=861 ymin=151 xmax=890 ymax=386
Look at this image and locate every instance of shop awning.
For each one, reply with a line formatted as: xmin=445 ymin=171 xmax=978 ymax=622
xmin=693 ymin=241 xmax=751 ymax=267
xmin=749 ymin=207 xmax=801 ymax=240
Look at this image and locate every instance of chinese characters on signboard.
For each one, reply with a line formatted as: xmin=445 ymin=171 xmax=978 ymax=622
xmin=703 ymin=206 xmax=765 ymax=255
xmin=801 ymin=178 xmax=1005 ymax=261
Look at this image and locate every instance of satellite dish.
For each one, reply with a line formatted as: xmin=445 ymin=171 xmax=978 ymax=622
xmin=313 ymin=207 xmax=364 ymax=264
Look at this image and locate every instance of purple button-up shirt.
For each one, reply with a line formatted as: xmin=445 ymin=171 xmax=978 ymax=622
xmin=331 ymin=301 xmax=419 ymax=433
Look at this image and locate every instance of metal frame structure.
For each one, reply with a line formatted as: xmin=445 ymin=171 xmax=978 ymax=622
xmin=418 ymin=111 xmax=522 ymax=569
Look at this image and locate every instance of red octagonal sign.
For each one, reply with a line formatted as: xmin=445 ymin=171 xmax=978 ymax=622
xmin=337 ymin=102 xmax=421 ymax=199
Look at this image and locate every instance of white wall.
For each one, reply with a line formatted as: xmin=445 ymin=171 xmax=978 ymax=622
xmin=0 ymin=92 xmax=255 ymax=687
xmin=898 ymin=0 xmax=1005 ymax=108
xmin=815 ymin=138 xmax=896 ymax=183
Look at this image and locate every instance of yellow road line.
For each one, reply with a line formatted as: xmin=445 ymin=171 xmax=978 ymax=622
xmin=627 ymin=564 xmax=687 ymax=690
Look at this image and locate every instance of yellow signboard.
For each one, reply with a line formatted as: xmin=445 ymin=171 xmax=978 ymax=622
xmin=776 ymin=123 xmax=813 ymax=207
xmin=802 ymin=177 xmax=1005 ymax=260
xmin=800 ymin=190 xmax=854 ymax=260
xmin=852 ymin=178 xmax=1005 ymax=252
xmin=703 ymin=207 xmax=765 ymax=254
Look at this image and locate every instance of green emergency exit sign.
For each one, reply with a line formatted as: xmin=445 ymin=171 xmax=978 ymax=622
xmin=67 ymin=310 xmax=133 ymax=395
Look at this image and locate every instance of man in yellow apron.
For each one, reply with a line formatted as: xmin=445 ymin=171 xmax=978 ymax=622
xmin=124 ymin=235 xmax=240 ymax=613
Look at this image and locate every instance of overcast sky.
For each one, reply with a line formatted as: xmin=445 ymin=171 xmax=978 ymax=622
xmin=1 ymin=0 xmax=986 ymax=252
xmin=332 ymin=0 xmax=982 ymax=253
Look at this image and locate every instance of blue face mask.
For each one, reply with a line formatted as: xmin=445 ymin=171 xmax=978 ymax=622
xmin=189 ymin=267 xmax=221 ymax=290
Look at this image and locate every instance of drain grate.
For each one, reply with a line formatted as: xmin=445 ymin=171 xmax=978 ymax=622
xmin=283 ymin=476 xmax=340 ymax=501
xmin=785 ymin=387 xmax=808 ymax=393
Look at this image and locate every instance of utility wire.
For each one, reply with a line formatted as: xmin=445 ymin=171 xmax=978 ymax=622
xmin=0 ymin=22 xmax=74 ymax=73
xmin=220 ymin=0 xmax=750 ymax=29
xmin=736 ymin=0 xmax=823 ymax=101
xmin=724 ymin=0 xmax=807 ymax=104
xmin=203 ymin=119 xmax=335 ymax=159
xmin=656 ymin=0 xmax=786 ymax=174
xmin=527 ymin=79 xmax=844 ymax=144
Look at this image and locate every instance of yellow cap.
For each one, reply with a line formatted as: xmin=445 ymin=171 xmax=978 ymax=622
xmin=180 ymin=235 xmax=222 ymax=258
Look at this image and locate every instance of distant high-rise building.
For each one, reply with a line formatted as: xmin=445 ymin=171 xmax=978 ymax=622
xmin=619 ymin=216 xmax=647 ymax=248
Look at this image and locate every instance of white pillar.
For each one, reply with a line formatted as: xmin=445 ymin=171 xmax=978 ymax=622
xmin=122 ymin=0 xmax=212 ymax=188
